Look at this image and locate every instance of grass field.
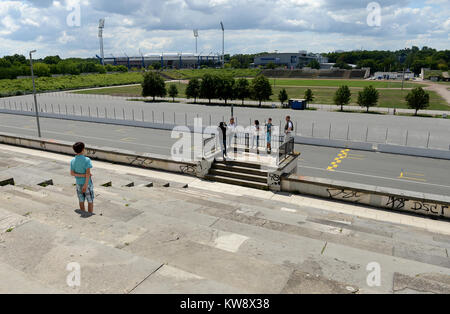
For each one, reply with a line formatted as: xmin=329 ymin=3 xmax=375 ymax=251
xmin=0 ymin=72 xmax=144 ymax=97
xmin=269 ymin=79 xmax=421 ymax=89
xmin=164 ymin=68 xmax=261 ymax=80
xmin=75 ymin=81 xmax=449 ymax=111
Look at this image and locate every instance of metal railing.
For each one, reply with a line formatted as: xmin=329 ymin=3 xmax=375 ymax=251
xmin=279 ymin=138 xmax=295 ymax=162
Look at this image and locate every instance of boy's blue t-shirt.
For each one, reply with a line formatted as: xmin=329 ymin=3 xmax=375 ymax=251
xmin=71 ymin=155 xmax=93 ymax=185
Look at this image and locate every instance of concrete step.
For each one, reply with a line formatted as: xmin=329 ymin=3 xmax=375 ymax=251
xmin=212 ymin=163 xmax=268 ymax=177
xmin=205 ymin=174 xmax=269 ymax=190
xmin=209 ymin=169 xmax=267 ymax=183
xmin=215 ymin=160 xmax=263 ymax=170
xmin=0 ymin=186 xmax=147 ymax=248
xmin=0 ymin=215 xmax=163 ymax=294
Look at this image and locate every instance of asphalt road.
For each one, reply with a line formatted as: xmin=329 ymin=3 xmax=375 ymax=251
xmin=1 ymin=113 xmax=449 ymax=196
xmin=1 ymin=92 xmax=450 ymax=150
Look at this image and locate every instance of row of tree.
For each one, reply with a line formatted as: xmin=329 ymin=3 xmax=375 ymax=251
xmin=142 ymin=72 xmax=276 ymax=107
xmin=334 ymin=85 xmax=430 ymax=115
xmin=0 ymin=54 xmax=128 ymax=80
xmin=325 ymin=47 xmax=450 ymax=74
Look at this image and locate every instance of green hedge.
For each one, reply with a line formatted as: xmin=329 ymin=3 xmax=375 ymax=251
xmin=0 ymin=72 xmax=144 ymax=97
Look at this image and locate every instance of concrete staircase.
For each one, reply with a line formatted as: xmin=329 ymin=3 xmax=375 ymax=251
xmin=206 ymin=160 xmax=269 ymax=190
xmin=1 ymin=146 xmax=450 ymax=294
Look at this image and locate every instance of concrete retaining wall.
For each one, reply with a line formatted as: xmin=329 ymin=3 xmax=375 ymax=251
xmin=282 ymin=175 xmax=450 ymax=219
xmin=0 ymin=132 xmax=200 ymax=177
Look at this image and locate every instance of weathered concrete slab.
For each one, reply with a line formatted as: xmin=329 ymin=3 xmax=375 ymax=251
xmin=0 ymin=262 xmax=61 ymax=294
xmin=132 ymin=265 xmax=243 ymax=294
xmin=393 ymin=273 xmax=450 ymax=294
xmin=0 ymin=220 xmax=163 ymax=293
xmin=281 ymin=270 xmax=359 ymax=294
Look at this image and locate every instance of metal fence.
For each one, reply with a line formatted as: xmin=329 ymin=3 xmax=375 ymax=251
xmin=0 ymin=96 xmax=449 ymax=151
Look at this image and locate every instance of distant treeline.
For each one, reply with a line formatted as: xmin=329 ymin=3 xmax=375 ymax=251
xmin=0 ymin=55 xmax=128 ymax=80
xmin=324 ymin=46 xmax=449 ymax=74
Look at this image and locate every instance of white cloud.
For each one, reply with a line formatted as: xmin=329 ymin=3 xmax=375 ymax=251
xmin=0 ymin=0 xmax=448 ymax=58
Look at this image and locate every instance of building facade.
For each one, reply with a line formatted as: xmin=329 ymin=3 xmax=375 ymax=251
xmin=253 ymin=52 xmax=328 ymax=68
xmin=100 ymin=53 xmax=222 ymax=69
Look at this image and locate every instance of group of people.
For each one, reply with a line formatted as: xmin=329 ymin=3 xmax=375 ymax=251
xmin=219 ymin=116 xmax=294 ymax=160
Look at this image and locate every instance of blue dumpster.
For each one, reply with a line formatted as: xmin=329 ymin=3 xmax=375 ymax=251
xmin=289 ymin=99 xmax=306 ymax=110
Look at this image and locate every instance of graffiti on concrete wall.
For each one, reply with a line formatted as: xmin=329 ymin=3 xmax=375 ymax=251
xmin=327 ymin=188 xmax=363 ymax=202
xmin=127 ymin=156 xmax=154 ymax=168
xmin=269 ymin=173 xmax=281 ymax=186
xmin=385 ymin=196 xmax=448 ymax=217
xmin=386 ymin=196 xmax=406 ymax=210
xmin=180 ymin=165 xmax=197 ymax=176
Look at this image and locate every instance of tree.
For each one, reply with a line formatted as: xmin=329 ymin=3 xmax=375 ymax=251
xmin=168 ymin=84 xmax=178 ymax=102
xmin=142 ymin=71 xmax=166 ymax=101
xmin=265 ymin=62 xmax=277 ymax=69
xmin=278 ymin=88 xmax=288 ymax=106
xmin=33 ymin=63 xmax=51 ymax=77
xmin=251 ymin=74 xmax=273 ymax=107
xmin=200 ymin=74 xmax=220 ymax=104
xmin=406 ymin=87 xmax=430 ymax=116
xmin=186 ymin=78 xmax=201 ymax=103
xmin=234 ymin=78 xmax=250 ymax=105
xmin=304 ymin=89 xmax=314 ymax=108
xmin=357 ymin=85 xmax=379 ymax=113
xmin=307 ymin=59 xmax=320 ymax=70
xmin=334 ymin=85 xmax=352 ymax=111
xmin=217 ymin=76 xmax=235 ymax=106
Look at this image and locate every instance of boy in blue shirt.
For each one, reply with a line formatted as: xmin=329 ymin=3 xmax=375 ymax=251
xmin=70 ymin=142 xmax=94 ymax=215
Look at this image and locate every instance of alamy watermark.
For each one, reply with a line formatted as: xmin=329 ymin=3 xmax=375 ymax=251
xmin=171 ymin=118 xmax=282 ymax=171
xmin=66 ymin=262 xmax=81 ymax=288
xmin=366 ymin=262 xmax=381 ymax=287
xmin=367 ymin=2 xmax=382 ymax=27
xmin=66 ymin=0 xmax=81 ymax=27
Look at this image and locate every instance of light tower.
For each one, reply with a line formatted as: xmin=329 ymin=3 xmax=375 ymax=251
xmin=220 ymin=22 xmax=225 ymax=68
xmin=193 ymin=29 xmax=199 ymax=55
xmin=98 ymin=18 xmax=105 ymax=65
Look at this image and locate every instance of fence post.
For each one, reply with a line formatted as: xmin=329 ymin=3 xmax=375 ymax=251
xmin=88 ymin=107 xmax=91 ymax=117
xmin=174 ymin=112 xmax=176 ymax=124
xmin=385 ymin=128 xmax=389 ymax=144
xmin=142 ymin=110 xmax=144 ymax=122
xmin=185 ymin=113 xmax=187 ymax=126
xmin=123 ymin=108 xmax=125 ymax=120
xmin=96 ymin=107 xmax=99 ymax=118
xmin=80 ymin=106 xmax=83 ymax=116
xmin=426 ymin=132 xmax=431 ymax=148
xmin=346 ymin=124 xmax=350 ymax=141
xmin=329 ymin=124 xmax=332 ymax=139
xmin=58 ymin=104 xmax=61 ymax=114
xmin=66 ymin=104 xmax=68 ymax=115
xmin=105 ymin=108 xmax=107 ymax=119
xmin=132 ymin=109 xmax=135 ymax=121
xmin=114 ymin=108 xmax=116 ymax=119
xmin=365 ymin=127 xmax=369 ymax=142
xmin=163 ymin=112 xmax=165 ymax=124
xmin=311 ymin=122 xmax=315 ymax=138
xmin=405 ymin=130 xmax=409 ymax=146
xmin=152 ymin=111 xmax=155 ymax=123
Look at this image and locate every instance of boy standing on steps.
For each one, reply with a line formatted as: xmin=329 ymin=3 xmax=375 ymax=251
xmin=70 ymin=142 xmax=94 ymax=215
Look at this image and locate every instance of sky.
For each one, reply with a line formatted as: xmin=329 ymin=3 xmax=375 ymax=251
xmin=0 ymin=0 xmax=449 ymax=59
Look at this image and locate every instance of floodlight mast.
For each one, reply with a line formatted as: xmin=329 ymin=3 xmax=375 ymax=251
xmin=98 ymin=18 xmax=105 ymax=65
xmin=193 ymin=29 xmax=199 ymax=55
xmin=220 ymin=22 xmax=224 ymax=68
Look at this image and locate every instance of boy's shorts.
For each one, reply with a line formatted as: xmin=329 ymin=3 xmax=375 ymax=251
xmin=76 ymin=184 xmax=94 ymax=203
